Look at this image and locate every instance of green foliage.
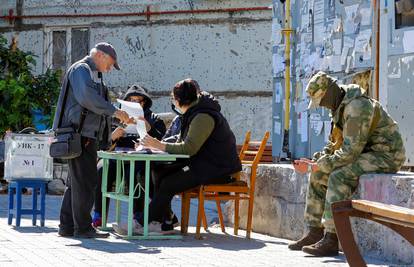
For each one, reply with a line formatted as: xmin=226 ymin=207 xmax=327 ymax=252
xmin=0 ymin=34 xmax=61 ymax=134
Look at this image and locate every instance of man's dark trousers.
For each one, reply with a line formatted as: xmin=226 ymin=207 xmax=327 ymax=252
xmin=59 ymin=137 xmax=98 ymax=234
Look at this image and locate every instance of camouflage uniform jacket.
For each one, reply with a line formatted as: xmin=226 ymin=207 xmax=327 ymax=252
xmin=315 ymin=84 xmax=406 ymax=173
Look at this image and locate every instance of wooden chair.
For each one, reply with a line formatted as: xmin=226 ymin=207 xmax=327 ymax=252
xmin=180 ymin=131 xmax=252 ymax=234
xmin=192 ymin=131 xmax=270 ymax=239
xmin=332 ymin=199 xmax=414 ymax=267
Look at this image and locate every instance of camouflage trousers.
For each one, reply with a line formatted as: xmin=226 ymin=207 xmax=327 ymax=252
xmin=304 ymin=152 xmax=400 ymax=233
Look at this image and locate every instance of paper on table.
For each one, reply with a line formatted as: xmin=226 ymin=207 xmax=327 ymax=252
xmin=129 ymin=144 xmax=168 ymax=154
xmin=117 ymin=99 xmax=147 ymax=138
xmin=403 ymin=30 xmax=414 ymax=54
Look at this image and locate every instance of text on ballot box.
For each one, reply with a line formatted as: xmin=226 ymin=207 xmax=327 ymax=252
xmin=4 ymin=133 xmax=54 ymax=181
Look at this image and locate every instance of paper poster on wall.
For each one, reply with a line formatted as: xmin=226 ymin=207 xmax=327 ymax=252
xmin=324 ymin=121 xmax=331 ymax=142
xmin=313 ymin=24 xmax=325 ymax=45
xmin=300 ymin=111 xmax=308 ymax=142
xmin=332 ymin=39 xmax=342 ymax=55
xmin=331 ymin=55 xmax=342 ymax=72
xmin=354 ymin=29 xmax=372 ymax=53
xmin=271 ymin=19 xmax=283 ymax=45
xmin=275 ymin=82 xmax=282 ymax=103
xmin=403 ymin=30 xmax=414 ymax=53
xmin=359 ymin=8 xmax=372 ymax=26
xmin=327 ymin=0 xmax=335 ymax=19
xmin=313 ymin=0 xmax=325 ymax=24
xmin=273 ymin=54 xmax=285 ymax=76
xmin=274 ymin=121 xmax=282 ymax=135
xmin=341 ymin=46 xmax=350 ymax=66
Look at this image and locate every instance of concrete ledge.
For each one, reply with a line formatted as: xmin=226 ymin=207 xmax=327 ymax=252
xmin=224 ymin=164 xmax=414 ymax=264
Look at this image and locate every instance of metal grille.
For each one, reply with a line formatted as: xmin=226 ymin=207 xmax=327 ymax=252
xmin=52 ymin=31 xmax=67 ymax=72
xmin=71 ymin=28 xmax=90 ymax=64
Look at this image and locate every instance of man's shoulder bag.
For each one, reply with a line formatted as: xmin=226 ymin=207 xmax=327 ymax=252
xmin=49 ymin=78 xmax=87 ymax=160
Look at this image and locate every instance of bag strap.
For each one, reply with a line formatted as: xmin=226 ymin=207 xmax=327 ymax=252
xmin=56 ymin=71 xmax=87 ymax=133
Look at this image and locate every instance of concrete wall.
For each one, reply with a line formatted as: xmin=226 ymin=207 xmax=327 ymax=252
xmin=225 ymin=164 xmax=414 ymax=264
xmin=0 ymin=0 xmax=273 ymax=143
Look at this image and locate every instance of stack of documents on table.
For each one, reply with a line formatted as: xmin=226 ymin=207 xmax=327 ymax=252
xmin=127 ymin=145 xmax=167 ymax=154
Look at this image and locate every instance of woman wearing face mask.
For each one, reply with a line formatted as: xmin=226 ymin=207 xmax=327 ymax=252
xmin=92 ymin=84 xmax=166 ymax=228
xmin=114 ymin=78 xmax=242 ymax=235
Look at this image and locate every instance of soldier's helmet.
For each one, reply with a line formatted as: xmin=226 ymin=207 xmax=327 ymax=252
xmin=306 ymin=71 xmax=337 ymax=109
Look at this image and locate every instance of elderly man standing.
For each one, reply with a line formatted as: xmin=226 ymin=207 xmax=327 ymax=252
xmin=53 ymin=43 xmax=130 ymax=238
xmin=289 ymin=71 xmax=406 ymax=256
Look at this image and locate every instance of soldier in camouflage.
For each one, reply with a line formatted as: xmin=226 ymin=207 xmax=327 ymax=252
xmin=289 ymin=71 xmax=406 ymax=256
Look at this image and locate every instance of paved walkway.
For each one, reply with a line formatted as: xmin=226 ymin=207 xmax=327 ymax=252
xmin=0 ymin=194 xmax=392 ymax=266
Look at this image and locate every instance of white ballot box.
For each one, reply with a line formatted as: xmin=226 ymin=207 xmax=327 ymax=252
xmin=4 ymin=133 xmax=54 ymax=181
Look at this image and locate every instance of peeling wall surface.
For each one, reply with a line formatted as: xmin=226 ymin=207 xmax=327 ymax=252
xmin=271 ymin=0 xmax=414 ymax=164
xmin=271 ymin=0 xmax=375 ymax=160
xmin=0 ymin=0 xmax=273 ymax=143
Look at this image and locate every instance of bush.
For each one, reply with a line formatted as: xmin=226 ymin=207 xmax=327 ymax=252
xmin=0 ymin=35 xmax=61 ymax=134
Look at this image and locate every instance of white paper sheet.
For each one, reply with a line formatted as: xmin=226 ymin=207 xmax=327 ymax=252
xmin=403 ymin=30 xmax=414 ymax=54
xmin=117 ymin=99 xmax=147 ymax=138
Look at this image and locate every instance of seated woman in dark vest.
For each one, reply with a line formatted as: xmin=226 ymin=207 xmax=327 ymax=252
xmin=114 ymin=78 xmax=241 ymax=235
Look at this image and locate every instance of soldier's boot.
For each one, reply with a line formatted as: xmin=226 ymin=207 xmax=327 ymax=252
xmin=287 ymin=226 xmax=324 ymax=251
xmin=301 ymin=232 xmax=339 ymax=256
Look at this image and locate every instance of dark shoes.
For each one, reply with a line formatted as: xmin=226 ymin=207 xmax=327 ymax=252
xmin=59 ymin=227 xmax=109 ymax=238
xmin=302 ymin=232 xmax=339 ymax=256
xmin=288 ymin=226 xmax=324 ymax=251
xmin=74 ymin=229 xmax=110 ymax=239
xmin=58 ymin=228 xmax=74 ymax=237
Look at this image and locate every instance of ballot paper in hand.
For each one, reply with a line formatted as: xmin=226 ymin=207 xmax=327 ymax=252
xmin=116 ymin=99 xmax=147 ymax=138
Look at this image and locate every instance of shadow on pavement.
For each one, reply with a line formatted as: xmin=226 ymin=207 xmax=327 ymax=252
xmin=12 ymin=226 xmax=57 ymax=234
xmin=55 ymin=231 xmax=268 ymax=254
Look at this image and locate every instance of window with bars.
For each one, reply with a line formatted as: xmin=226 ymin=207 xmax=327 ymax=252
xmin=51 ymin=28 xmax=90 ymax=72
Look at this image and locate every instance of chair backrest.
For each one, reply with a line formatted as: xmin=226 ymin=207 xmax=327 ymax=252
xmin=240 ymin=131 xmax=270 ymax=191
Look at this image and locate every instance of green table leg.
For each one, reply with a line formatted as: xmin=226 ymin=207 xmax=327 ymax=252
xmin=101 ymin=158 xmax=108 ymax=229
xmin=127 ymin=160 xmax=135 ymax=238
xmin=143 ymin=160 xmax=150 ymax=238
xmin=115 ymin=160 xmax=122 ymax=224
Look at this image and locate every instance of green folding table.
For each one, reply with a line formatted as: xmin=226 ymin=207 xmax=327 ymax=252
xmin=97 ymin=151 xmax=189 ymax=239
